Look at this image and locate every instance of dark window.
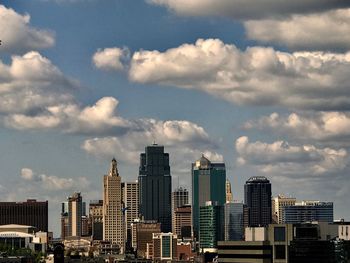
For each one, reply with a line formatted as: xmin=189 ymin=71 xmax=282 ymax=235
xmin=274 ymin=226 xmax=286 ymax=241
xmin=275 ymin=245 xmax=286 ymax=259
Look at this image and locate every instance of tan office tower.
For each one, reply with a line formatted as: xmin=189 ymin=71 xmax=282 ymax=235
xmin=68 ymin=192 xmax=82 ymax=237
xmin=103 ymin=158 xmax=124 ymax=253
xmin=272 ymin=194 xmax=296 ymax=223
xmin=174 ymin=205 xmax=192 ymax=239
xmin=172 ymin=187 xmax=189 ymax=234
xmin=226 ymin=179 xmax=233 ymax=203
xmin=122 ymin=181 xmax=139 ymax=248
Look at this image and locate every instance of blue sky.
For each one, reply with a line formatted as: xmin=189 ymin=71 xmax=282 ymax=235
xmin=1 ymin=0 xmax=350 ymax=236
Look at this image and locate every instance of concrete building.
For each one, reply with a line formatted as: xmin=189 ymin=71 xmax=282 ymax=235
xmin=192 ymin=155 xmax=226 ymax=238
xmin=199 ymin=201 xmax=224 ymax=251
xmin=224 ymin=202 xmax=244 ymax=241
xmin=0 ymin=200 xmax=48 ymax=232
xmin=282 ymin=201 xmax=333 ymax=224
xmin=139 ymin=144 xmax=172 ymax=233
xmin=172 ymin=187 xmax=189 ymax=235
xmin=151 ymin=232 xmax=178 ymax=261
xmin=89 ymin=200 xmax=103 ymax=240
xmin=226 ymin=180 xmax=233 ymax=203
xmin=131 ymin=220 xmax=161 ymax=258
xmin=244 ymin=176 xmax=272 ymax=227
xmin=68 ymin=192 xmax=83 ymax=237
xmin=272 ymin=195 xmax=296 ymax=224
xmin=122 ymin=181 xmax=139 ymax=249
xmin=103 ymin=158 xmax=124 ymax=252
xmin=174 ymin=205 xmax=192 ymax=239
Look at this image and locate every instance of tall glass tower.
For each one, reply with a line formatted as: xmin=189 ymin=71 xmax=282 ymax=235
xmin=138 ymin=144 xmax=172 ymax=232
xmin=192 ymin=155 xmax=226 ymax=238
xmin=244 ymin=176 xmax=272 ymax=227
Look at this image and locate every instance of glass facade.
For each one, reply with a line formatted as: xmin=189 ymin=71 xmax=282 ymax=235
xmin=224 ymin=202 xmax=244 ymax=241
xmin=283 ymin=202 xmax=334 ymax=224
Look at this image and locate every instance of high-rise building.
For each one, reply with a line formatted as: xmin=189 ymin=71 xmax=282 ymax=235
xmin=172 ymin=187 xmax=189 ymax=234
xmin=174 ymin=205 xmax=192 ymax=239
xmin=151 ymin=232 xmax=178 ymax=261
xmin=0 ymin=200 xmax=48 ymax=232
xmin=226 ymin=180 xmax=233 ymax=203
xmin=139 ymin=144 xmax=172 ymax=232
xmin=272 ymin=195 xmax=296 ymax=224
xmin=122 ymin=181 xmax=139 ymax=249
xmin=199 ymin=201 xmax=224 ymax=251
xmin=103 ymin=158 xmax=124 ymax=252
xmin=224 ymin=201 xmax=244 ymax=241
xmin=282 ymin=201 xmax=334 ymax=224
xmin=244 ymin=176 xmax=272 ymax=227
xmin=89 ymin=200 xmax=103 ymax=240
xmin=68 ymin=192 xmax=82 ymax=237
xmin=192 ymin=155 xmax=226 ymax=238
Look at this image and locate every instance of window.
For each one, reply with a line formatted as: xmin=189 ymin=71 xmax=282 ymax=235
xmin=275 ymin=245 xmax=286 ymax=259
xmin=274 ymin=226 xmax=286 ymax=242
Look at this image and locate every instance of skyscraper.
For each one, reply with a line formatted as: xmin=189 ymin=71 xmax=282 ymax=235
xmin=272 ymin=195 xmax=296 ymax=223
xmin=103 ymin=158 xmax=124 ymax=252
xmin=226 ymin=180 xmax=233 ymax=203
xmin=0 ymin=199 xmax=48 ymax=232
xmin=192 ymin=155 xmax=226 ymax=238
xmin=244 ymin=176 xmax=272 ymax=227
xmin=68 ymin=192 xmax=83 ymax=237
xmin=89 ymin=200 xmax=103 ymax=240
xmin=172 ymin=187 xmax=189 ymax=234
xmin=224 ymin=201 xmax=244 ymax=241
xmin=139 ymin=144 xmax=172 ymax=232
xmin=122 ymin=181 xmax=139 ymax=249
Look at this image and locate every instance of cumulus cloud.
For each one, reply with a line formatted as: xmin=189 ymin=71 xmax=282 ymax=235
xmin=127 ymin=38 xmax=350 ymax=110
xmin=93 ymin=47 xmax=130 ymax=71
xmin=235 ymin=136 xmax=347 ymax=176
xmin=20 ymin=168 xmax=90 ymax=190
xmin=0 ymin=5 xmax=55 ymax=53
xmin=149 ymin=0 xmax=349 ymax=20
xmin=244 ymin=112 xmax=350 ymax=145
xmin=245 ymin=8 xmax=350 ymax=52
xmin=0 ymin=51 xmax=77 ymax=114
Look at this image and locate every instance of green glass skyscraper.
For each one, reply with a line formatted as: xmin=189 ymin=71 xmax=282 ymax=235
xmin=192 ymin=155 xmax=226 ymax=238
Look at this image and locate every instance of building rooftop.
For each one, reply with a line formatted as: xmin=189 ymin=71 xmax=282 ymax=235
xmin=246 ymin=176 xmax=270 ymax=183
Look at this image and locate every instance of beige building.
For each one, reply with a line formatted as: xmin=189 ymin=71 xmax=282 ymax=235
xmin=122 ymin=181 xmax=139 ymax=244
xmin=174 ymin=205 xmax=191 ymax=239
xmin=272 ymin=195 xmax=296 ymax=224
xmin=103 ymin=158 xmax=124 ymax=252
xmin=226 ymin=179 xmax=233 ymax=203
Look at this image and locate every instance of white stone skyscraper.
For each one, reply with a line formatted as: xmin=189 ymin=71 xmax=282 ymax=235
xmin=103 ymin=158 xmax=124 ymax=252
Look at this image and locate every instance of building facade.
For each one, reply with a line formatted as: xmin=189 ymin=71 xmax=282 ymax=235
xmin=282 ymin=201 xmax=333 ymax=224
xmin=174 ymin=205 xmax=192 ymax=239
xmin=138 ymin=144 xmax=172 ymax=233
xmin=68 ymin=192 xmax=82 ymax=237
xmin=89 ymin=200 xmax=103 ymax=240
xmin=103 ymin=158 xmax=124 ymax=252
xmin=224 ymin=201 xmax=244 ymax=241
xmin=0 ymin=200 xmax=48 ymax=232
xmin=272 ymin=195 xmax=296 ymax=224
xmin=172 ymin=187 xmax=189 ymax=234
xmin=226 ymin=180 xmax=233 ymax=203
xmin=192 ymin=155 xmax=226 ymax=238
xmin=244 ymin=176 xmax=272 ymax=227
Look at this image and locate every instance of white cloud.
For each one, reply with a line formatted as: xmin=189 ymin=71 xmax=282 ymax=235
xmin=235 ymin=136 xmax=347 ymax=176
xmin=245 ymin=8 xmax=350 ymax=51
xmin=92 ymin=47 xmax=130 ymax=71
xmin=244 ymin=112 xmax=350 ymax=144
xmin=20 ymin=168 xmax=90 ymax=190
xmin=127 ymin=38 xmax=350 ymax=110
xmin=0 ymin=51 xmax=77 ymax=114
xmin=0 ymin=5 xmax=55 ymax=54
xmin=149 ymin=0 xmax=349 ymax=20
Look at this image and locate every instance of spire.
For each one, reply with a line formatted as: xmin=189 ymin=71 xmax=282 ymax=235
xmin=109 ymin=158 xmax=119 ymax=176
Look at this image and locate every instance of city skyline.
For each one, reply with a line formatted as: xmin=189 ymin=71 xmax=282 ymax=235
xmin=1 ymin=0 xmax=350 ymax=237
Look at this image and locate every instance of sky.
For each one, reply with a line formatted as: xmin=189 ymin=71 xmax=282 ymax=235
xmin=1 ymin=0 xmax=350 ymax=236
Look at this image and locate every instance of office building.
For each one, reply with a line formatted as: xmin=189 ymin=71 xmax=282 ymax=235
xmin=199 ymin=201 xmax=224 ymax=251
xmin=192 ymin=155 xmax=226 ymax=238
xmin=103 ymin=158 xmax=124 ymax=252
xmin=174 ymin=205 xmax=192 ymax=239
xmin=172 ymin=187 xmax=189 ymax=234
xmin=244 ymin=176 xmax=272 ymax=227
xmin=282 ymin=201 xmax=333 ymax=224
xmin=139 ymin=144 xmax=172 ymax=232
xmin=226 ymin=180 xmax=233 ymax=203
xmin=224 ymin=201 xmax=244 ymax=241
xmin=68 ymin=192 xmax=83 ymax=237
xmin=0 ymin=199 xmax=48 ymax=232
xmin=89 ymin=200 xmax=103 ymax=240
xmin=131 ymin=220 xmax=161 ymax=258
xmin=151 ymin=232 xmax=178 ymax=261
xmin=272 ymin=195 xmax=296 ymax=224
xmin=122 ymin=181 xmax=139 ymax=249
